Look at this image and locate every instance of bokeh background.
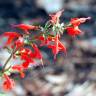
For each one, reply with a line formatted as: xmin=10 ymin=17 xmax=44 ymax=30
xmin=0 ymin=0 xmax=96 ymax=96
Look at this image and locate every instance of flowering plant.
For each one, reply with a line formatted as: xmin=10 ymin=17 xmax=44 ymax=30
xmin=0 ymin=10 xmax=90 ymax=91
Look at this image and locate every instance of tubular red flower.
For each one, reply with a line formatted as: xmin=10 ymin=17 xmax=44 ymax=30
xmin=32 ymin=44 xmax=42 ymax=60
xmin=19 ymin=48 xmax=34 ymax=58
xmin=3 ymin=32 xmax=20 ymax=45
xmin=12 ymin=24 xmax=39 ymax=34
xmin=3 ymin=74 xmax=15 ymax=91
xmin=58 ymin=40 xmax=66 ymax=53
xmin=70 ymin=17 xmax=91 ymax=26
xmin=66 ymin=17 xmax=91 ymax=37
xmin=48 ymin=35 xmax=66 ymax=59
xmin=19 ymin=48 xmax=34 ymax=68
xmin=15 ymin=37 xmax=24 ymax=49
xmin=12 ymin=65 xmax=25 ymax=78
xmin=37 ymin=35 xmax=54 ymax=46
xmin=67 ymin=26 xmax=82 ymax=37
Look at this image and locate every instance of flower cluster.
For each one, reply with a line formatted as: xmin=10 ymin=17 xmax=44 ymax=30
xmin=0 ymin=10 xmax=90 ymax=91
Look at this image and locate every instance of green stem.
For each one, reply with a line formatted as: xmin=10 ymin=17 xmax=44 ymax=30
xmin=2 ymin=47 xmax=16 ymax=72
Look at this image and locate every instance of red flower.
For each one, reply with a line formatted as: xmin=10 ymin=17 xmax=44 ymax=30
xmin=66 ymin=17 xmax=91 ymax=37
xmin=49 ymin=10 xmax=64 ymax=24
xmin=21 ymin=55 xmax=34 ymax=68
xmin=31 ymin=44 xmax=44 ymax=66
xmin=19 ymin=48 xmax=34 ymax=68
xmin=37 ymin=35 xmax=54 ymax=46
xmin=3 ymin=74 xmax=15 ymax=91
xmin=48 ymin=35 xmax=66 ymax=59
xmin=12 ymin=65 xmax=25 ymax=78
xmin=70 ymin=17 xmax=91 ymax=26
xmin=15 ymin=37 xmax=24 ymax=49
xmin=67 ymin=26 xmax=82 ymax=37
xmin=32 ymin=44 xmax=42 ymax=60
xmin=58 ymin=40 xmax=66 ymax=53
xmin=3 ymin=32 xmax=20 ymax=45
xmin=12 ymin=48 xmax=34 ymax=77
xmin=19 ymin=48 xmax=34 ymax=58
xmin=36 ymin=35 xmax=45 ymax=41
xmin=12 ymin=24 xmax=39 ymax=34
xmin=48 ymin=35 xmax=59 ymax=59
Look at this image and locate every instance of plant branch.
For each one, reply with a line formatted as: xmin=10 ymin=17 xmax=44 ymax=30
xmin=2 ymin=47 xmax=16 ymax=72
